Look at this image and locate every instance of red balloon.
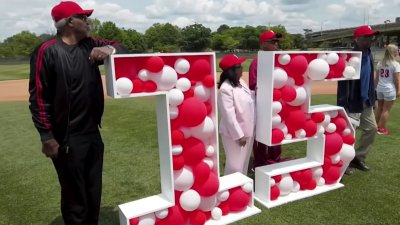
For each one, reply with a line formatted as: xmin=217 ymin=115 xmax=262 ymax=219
xmin=189 ymin=210 xmax=206 ymax=225
xmin=290 ymin=171 xmax=302 ymax=181
xmin=322 ymin=165 xmax=341 ymax=184
xmin=183 ymin=87 xmax=195 ymax=98
xmin=273 ymin=89 xmax=282 ymax=101
xmin=285 ymin=110 xmax=307 ymax=132
xmin=270 ymin=185 xmax=280 ymax=200
xmin=306 ymin=53 xmax=318 ymax=62
xmin=193 ymin=162 xmax=211 ymax=184
xmin=218 ymin=201 xmax=230 ymax=215
xmin=304 ymin=119 xmax=318 ymax=137
xmin=294 ymin=76 xmax=305 ymax=86
xmin=286 ymin=55 xmax=308 ymax=78
xmin=311 ymin=112 xmax=325 ymax=123
xmin=174 ymin=191 xmax=182 ymax=203
xmin=143 ymin=81 xmax=157 ymax=92
xmin=187 ymin=59 xmax=211 ymax=81
xmin=179 ymin=97 xmax=207 ymax=127
xmin=334 ymin=160 xmax=344 ymax=167
xmin=332 ymin=117 xmax=347 ymax=133
xmin=158 ymin=206 xmax=186 ymax=225
xmin=279 ymin=102 xmax=301 ymax=120
xmin=272 ymin=175 xmax=282 ymax=183
xmin=182 ymin=137 xmax=206 ymax=166
xmin=202 ymin=75 xmax=214 ymax=87
xmin=204 ymin=102 xmax=212 ymax=115
xmin=306 ymin=179 xmax=317 ymax=190
xmin=192 ymin=172 xmax=219 ymax=197
xmin=330 ymin=57 xmax=346 ymax=78
xmin=326 ymin=70 xmax=335 ymax=79
xmin=342 ymin=134 xmax=355 ymax=145
xmin=228 ymin=187 xmax=251 ymax=212
xmin=132 ymin=79 xmax=144 ymax=93
xmin=272 ymin=128 xmax=284 ymax=144
xmin=146 ymin=56 xmax=164 ymax=73
xmin=173 ymin=155 xmax=185 ymax=171
xmin=280 ymin=85 xmax=296 ymax=102
xmin=172 ymin=129 xmax=184 ymax=145
xmin=325 ymin=133 xmax=344 ymax=156
xmin=129 ymin=217 xmax=139 ymax=225
xmin=299 ymin=169 xmax=313 ymax=183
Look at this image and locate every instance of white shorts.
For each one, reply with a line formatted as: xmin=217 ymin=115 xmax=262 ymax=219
xmin=376 ymin=90 xmax=396 ymax=101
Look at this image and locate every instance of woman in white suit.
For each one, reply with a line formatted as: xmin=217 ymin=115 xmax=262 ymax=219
xmin=218 ymin=54 xmax=255 ymax=175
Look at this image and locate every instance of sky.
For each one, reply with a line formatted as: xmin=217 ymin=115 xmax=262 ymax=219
xmin=0 ymin=0 xmax=399 ymax=41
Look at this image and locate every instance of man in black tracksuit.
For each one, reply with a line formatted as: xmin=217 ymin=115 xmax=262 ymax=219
xmin=28 ymin=2 xmax=125 ymax=224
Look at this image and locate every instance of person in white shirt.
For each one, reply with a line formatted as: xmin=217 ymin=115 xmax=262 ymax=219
xmin=374 ymin=44 xmax=400 ymax=135
xmin=218 ymin=54 xmax=255 ymax=175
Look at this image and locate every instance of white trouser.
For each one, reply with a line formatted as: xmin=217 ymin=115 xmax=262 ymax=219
xmin=221 ymin=135 xmax=254 ymax=176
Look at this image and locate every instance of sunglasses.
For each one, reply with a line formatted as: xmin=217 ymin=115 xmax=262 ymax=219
xmin=71 ymin=14 xmax=89 ymax=22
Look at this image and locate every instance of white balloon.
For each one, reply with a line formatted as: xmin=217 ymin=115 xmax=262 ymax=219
xmin=287 ymin=77 xmax=295 ymax=86
xmin=343 ymin=128 xmax=351 ymax=135
xmin=343 ymin=66 xmax=356 ymax=78
xmin=330 ymin=153 xmax=341 ymax=164
xmin=272 ymin=115 xmax=282 ymax=128
xmin=155 ymin=209 xmax=168 ymax=219
xmin=327 ymin=53 xmax=339 ymax=65
xmin=325 ymin=123 xmax=337 ymax=133
xmin=312 ymin=167 xmax=323 ymax=179
xmin=168 ymin=89 xmax=184 ymax=106
xmin=174 ymin=58 xmax=190 ymax=74
xmin=116 ymin=77 xmax=133 ymax=96
xmin=172 ymin=145 xmax=183 ymax=155
xmin=292 ymin=181 xmax=300 ymax=192
xmin=181 ymin=127 xmax=191 ymax=138
xmin=211 ymin=207 xmax=222 ymax=220
xmin=317 ymin=124 xmax=325 ymax=134
xmin=285 ymin=133 xmax=293 ymax=140
xmin=270 ymin=178 xmax=276 ymax=187
xmin=152 ymin=65 xmax=178 ymax=91
xmin=287 ymin=86 xmax=307 ymax=106
xmin=190 ymin=117 xmax=215 ymax=139
xmin=174 ymin=166 xmax=194 ymax=191
xmin=277 ymin=123 xmax=288 ymax=135
xmin=322 ymin=114 xmax=331 ymax=127
xmin=138 ymin=213 xmax=156 ymax=225
xmin=199 ymin=195 xmax=218 ymax=211
xmin=339 ymin=144 xmax=356 ymax=163
xmin=206 ymin=145 xmax=215 ymax=157
xmin=176 ymin=78 xmax=191 ymax=92
xmin=306 ymin=59 xmax=330 ymax=80
xmin=348 ymin=56 xmax=360 ymax=68
xmin=278 ymin=54 xmax=291 ymax=65
xmin=317 ymin=53 xmax=327 ymax=60
xmin=242 ymin=183 xmax=253 ymax=193
xmin=217 ymin=191 xmax=230 ymax=201
xmin=169 ymin=106 xmax=178 ymax=119
xmin=273 ymin=68 xmax=288 ymax=89
xmin=278 ymin=175 xmax=294 ymax=196
xmin=272 ymin=101 xmax=282 ymax=114
xmin=180 ymin=189 xmax=201 ymax=211
xmin=317 ymin=177 xmax=325 ymax=186
xmin=203 ymin=158 xmax=214 ymax=169
xmin=194 ymin=84 xmax=210 ymax=102
xmin=138 ymin=69 xmax=149 ymax=81
xmin=329 ymin=111 xmax=338 ymax=118
xmin=295 ymin=129 xmax=306 ymax=139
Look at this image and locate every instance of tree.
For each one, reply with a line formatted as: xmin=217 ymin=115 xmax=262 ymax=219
xmin=89 ymin=18 xmax=102 ymax=37
xmin=0 ymin=31 xmax=40 ymax=58
xmin=291 ymin=34 xmax=305 ymax=49
xmin=97 ymin=21 xmax=124 ymax=42
xmin=180 ymin=23 xmax=211 ymax=52
xmin=217 ymin=24 xmax=230 ymax=33
xmin=144 ymin=23 xmax=181 ymax=52
xmin=121 ymin=29 xmax=147 ymax=53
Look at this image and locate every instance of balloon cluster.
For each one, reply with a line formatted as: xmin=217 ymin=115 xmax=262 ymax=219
xmin=121 ymin=56 xmax=251 ymax=224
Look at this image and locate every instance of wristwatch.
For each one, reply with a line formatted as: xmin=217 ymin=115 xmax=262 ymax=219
xmin=106 ymin=45 xmax=116 ymax=55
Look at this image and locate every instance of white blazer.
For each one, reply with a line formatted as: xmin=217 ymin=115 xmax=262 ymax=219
xmin=218 ymin=79 xmax=255 ymax=140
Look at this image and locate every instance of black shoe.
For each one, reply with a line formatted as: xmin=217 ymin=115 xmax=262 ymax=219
xmin=351 ymin=158 xmax=370 ymax=171
xmin=344 ymin=167 xmax=354 ymax=175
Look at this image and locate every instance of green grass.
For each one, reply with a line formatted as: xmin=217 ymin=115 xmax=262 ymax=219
xmin=1 ymin=95 xmax=400 ymax=225
xmin=0 ymin=64 xmax=30 ymax=81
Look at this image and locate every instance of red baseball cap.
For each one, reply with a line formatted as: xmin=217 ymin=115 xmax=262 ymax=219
xmin=354 ymin=25 xmax=379 ymax=38
xmin=259 ymin=30 xmax=282 ymax=44
xmin=219 ymin=54 xmax=246 ymax=71
xmin=51 ymin=1 xmax=93 ymax=22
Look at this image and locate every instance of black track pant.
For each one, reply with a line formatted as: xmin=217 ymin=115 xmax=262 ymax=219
xmin=52 ymin=131 xmax=104 ymax=225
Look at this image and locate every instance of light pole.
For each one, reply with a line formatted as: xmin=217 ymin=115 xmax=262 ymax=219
xmin=384 ymin=20 xmax=391 ymax=45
